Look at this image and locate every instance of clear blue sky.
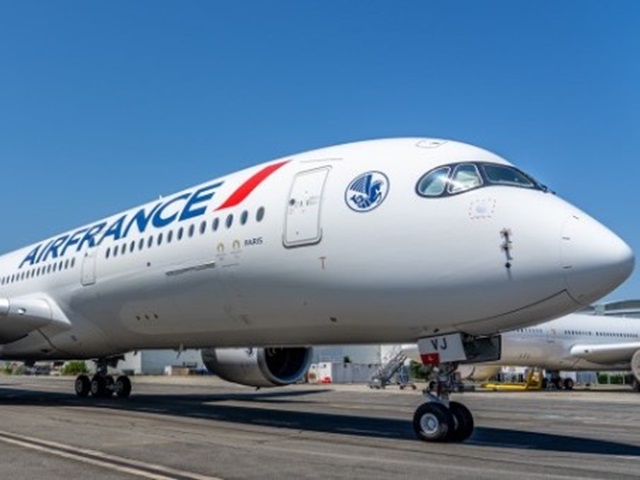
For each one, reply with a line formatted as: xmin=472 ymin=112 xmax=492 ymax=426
xmin=0 ymin=1 xmax=638 ymax=302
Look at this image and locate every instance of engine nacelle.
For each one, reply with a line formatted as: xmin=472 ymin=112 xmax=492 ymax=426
xmin=456 ymin=365 xmax=501 ymax=381
xmin=201 ymin=346 xmax=313 ymax=388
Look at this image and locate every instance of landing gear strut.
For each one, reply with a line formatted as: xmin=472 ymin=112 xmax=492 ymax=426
xmin=413 ymin=362 xmax=474 ymax=442
xmin=74 ymin=357 xmax=131 ymax=399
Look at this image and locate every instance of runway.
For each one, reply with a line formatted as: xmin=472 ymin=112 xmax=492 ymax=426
xmin=1 ymin=376 xmax=640 ymax=479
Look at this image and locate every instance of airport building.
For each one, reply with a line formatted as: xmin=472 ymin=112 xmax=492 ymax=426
xmin=118 ymin=349 xmax=204 ymax=375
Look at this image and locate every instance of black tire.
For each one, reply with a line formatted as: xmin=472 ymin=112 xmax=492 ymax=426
xmin=448 ymin=401 xmax=474 ymax=442
xmin=90 ymin=375 xmax=107 ymax=397
xmin=413 ymin=403 xmax=453 ymax=442
xmin=115 ymin=376 xmax=132 ymax=398
xmin=74 ymin=375 xmax=91 ymax=397
xmin=563 ymin=378 xmax=574 ymax=390
xmin=632 ymin=377 xmax=640 ymax=392
xmin=102 ymin=375 xmax=115 ymax=397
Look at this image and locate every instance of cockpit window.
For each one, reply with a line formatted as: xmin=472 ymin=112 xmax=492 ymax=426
xmin=416 ymin=162 xmax=545 ymax=198
xmin=481 ymin=164 xmax=536 ymax=188
xmin=416 ymin=166 xmax=451 ymax=197
xmin=448 ymin=163 xmax=483 ymax=194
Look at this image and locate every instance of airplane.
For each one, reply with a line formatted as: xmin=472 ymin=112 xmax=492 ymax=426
xmin=404 ymin=312 xmax=640 ymax=390
xmin=0 ymin=137 xmax=634 ymax=443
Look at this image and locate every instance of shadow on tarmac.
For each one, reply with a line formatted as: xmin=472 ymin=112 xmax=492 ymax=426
xmin=1 ymin=383 xmax=640 ymax=457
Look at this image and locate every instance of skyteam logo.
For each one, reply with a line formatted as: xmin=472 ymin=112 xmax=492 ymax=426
xmin=345 ymin=171 xmax=389 ymax=212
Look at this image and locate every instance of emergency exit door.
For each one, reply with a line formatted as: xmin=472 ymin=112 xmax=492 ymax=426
xmin=283 ymin=167 xmax=330 ymax=247
xmin=81 ymin=250 xmax=97 ymax=286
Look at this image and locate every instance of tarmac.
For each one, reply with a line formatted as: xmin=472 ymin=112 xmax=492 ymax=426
xmin=1 ymin=375 xmax=640 ymax=479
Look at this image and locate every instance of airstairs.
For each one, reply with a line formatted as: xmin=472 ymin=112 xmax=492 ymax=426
xmin=369 ymin=345 xmax=409 ymax=389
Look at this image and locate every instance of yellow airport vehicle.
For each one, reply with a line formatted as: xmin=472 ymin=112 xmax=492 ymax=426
xmin=481 ymin=368 xmax=543 ymax=391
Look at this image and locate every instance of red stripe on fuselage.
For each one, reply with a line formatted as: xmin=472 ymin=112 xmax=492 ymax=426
xmin=215 ymin=160 xmax=289 ymax=211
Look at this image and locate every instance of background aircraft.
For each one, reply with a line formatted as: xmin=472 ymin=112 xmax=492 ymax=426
xmin=0 ymin=138 xmax=634 ymax=442
xmin=404 ymin=312 xmax=640 ymax=390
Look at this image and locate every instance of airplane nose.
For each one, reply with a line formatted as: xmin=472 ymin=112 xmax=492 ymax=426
xmin=561 ymin=214 xmax=635 ymax=304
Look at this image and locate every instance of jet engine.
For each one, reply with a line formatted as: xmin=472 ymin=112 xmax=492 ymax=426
xmin=456 ymin=365 xmax=501 ymax=382
xmin=201 ymin=346 xmax=313 ymax=388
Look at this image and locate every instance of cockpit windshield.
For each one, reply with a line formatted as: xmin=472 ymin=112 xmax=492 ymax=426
xmin=480 ymin=164 xmax=536 ymax=188
xmin=416 ymin=162 xmax=545 ymax=198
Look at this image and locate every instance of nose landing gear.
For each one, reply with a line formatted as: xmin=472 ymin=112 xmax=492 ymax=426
xmin=412 ymin=362 xmax=474 ymax=442
xmin=413 ymin=332 xmax=500 ymax=442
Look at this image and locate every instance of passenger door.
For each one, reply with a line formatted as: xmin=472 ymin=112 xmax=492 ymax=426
xmin=283 ymin=167 xmax=330 ymax=248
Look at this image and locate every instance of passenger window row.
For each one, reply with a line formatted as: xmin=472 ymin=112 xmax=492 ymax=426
xmin=104 ymin=207 xmax=266 ymax=260
xmin=1 ymin=257 xmax=77 ymax=286
xmin=0 ymin=207 xmax=267 ymax=285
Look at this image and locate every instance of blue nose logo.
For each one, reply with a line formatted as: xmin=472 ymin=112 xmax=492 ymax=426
xmin=345 ymin=171 xmax=389 ymax=212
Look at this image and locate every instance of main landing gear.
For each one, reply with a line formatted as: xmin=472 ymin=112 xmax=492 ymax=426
xmin=413 ymin=362 xmax=474 ymax=442
xmin=74 ymin=358 xmax=132 ymax=399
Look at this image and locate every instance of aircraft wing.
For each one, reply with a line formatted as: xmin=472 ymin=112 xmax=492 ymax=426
xmin=569 ymin=342 xmax=640 ymax=365
xmin=0 ymin=297 xmax=70 ymax=344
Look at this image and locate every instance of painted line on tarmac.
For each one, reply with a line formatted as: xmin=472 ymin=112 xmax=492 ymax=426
xmin=0 ymin=430 xmax=222 ymax=480
xmin=338 ymin=427 xmax=397 ymax=437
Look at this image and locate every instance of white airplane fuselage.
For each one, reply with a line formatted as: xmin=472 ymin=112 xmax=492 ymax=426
xmin=500 ymin=313 xmax=640 ymax=371
xmin=0 ymin=138 xmax=633 ymax=361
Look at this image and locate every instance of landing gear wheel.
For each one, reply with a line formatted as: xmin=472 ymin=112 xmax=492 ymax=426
xmin=448 ymin=401 xmax=474 ymax=442
xmin=413 ymin=403 xmax=453 ymax=442
xmin=103 ymin=375 xmax=115 ymax=397
xmin=75 ymin=375 xmax=91 ymax=397
xmin=115 ymin=376 xmax=132 ymax=398
xmin=563 ymin=378 xmax=574 ymax=390
xmin=90 ymin=375 xmax=107 ymax=397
